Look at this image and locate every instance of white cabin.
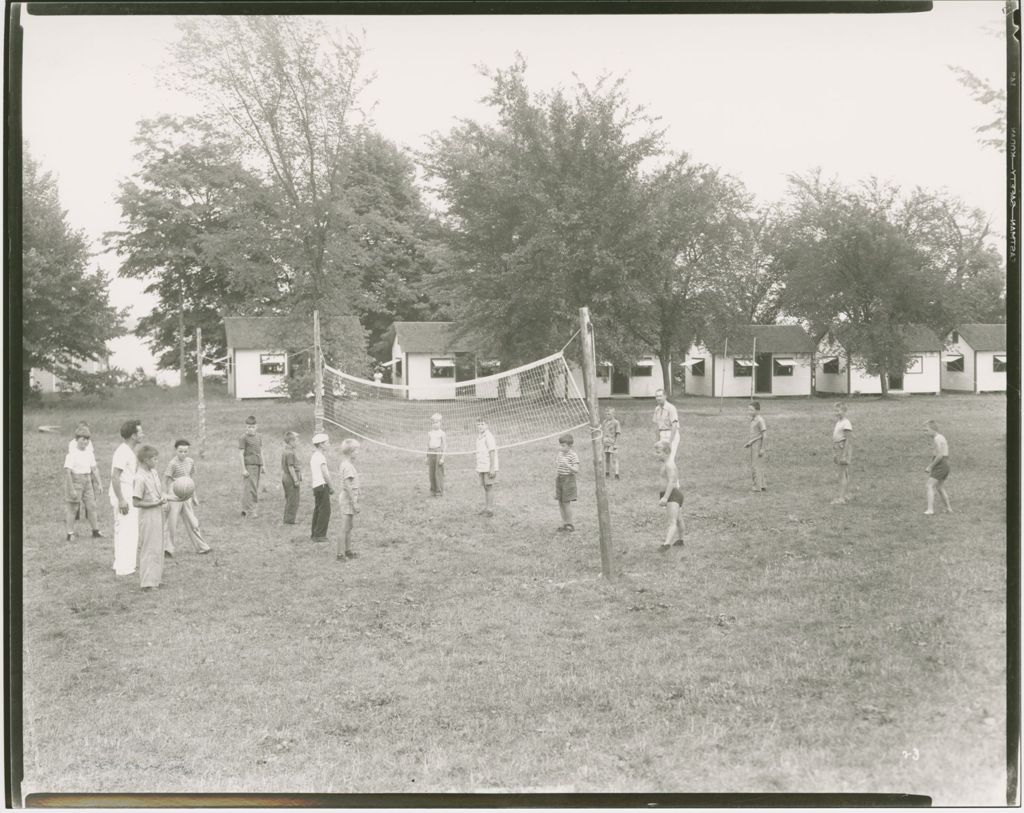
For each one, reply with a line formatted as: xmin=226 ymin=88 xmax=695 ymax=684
xmin=815 ymin=326 xmax=943 ymax=395
xmin=683 ymin=325 xmax=815 ymax=398
xmin=224 ymin=316 xmax=311 ymax=400
xmin=940 ymin=324 xmax=1006 ymax=393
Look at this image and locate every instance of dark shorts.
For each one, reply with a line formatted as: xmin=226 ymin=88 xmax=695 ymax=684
xmin=930 ymin=458 xmax=950 ymax=482
xmin=555 ymin=473 xmax=577 ymax=503
xmin=660 ymin=487 xmax=684 ymax=506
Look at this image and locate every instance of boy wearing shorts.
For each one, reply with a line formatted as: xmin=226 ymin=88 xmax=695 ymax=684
xmin=655 ymin=440 xmax=685 ymax=551
xmin=475 ymin=418 xmax=498 ymax=517
xmin=923 ymin=420 xmax=953 ymax=515
xmin=63 ymin=427 xmax=103 ymax=541
xmin=744 ymin=401 xmax=769 ymax=492
xmin=555 ymin=434 xmax=580 ymax=532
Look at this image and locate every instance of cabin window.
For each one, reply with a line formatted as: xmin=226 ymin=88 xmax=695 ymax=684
xmin=905 ymin=356 xmax=924 ymax=374
xmin=430 ymin=358 xmax=456 ymax=379
xmin=690 ymin=359 xmax=705 ymax=377
xmin=259 ymin=353 xmax=286 ymax=375
xmin=822 ymin=357 xmax=840 ymax=375
xmin=478 ymin=359 xmax=502 ymax=378
xmin=772 ymin=358 xmax=795 ymax=377
xmin=597 ymin=363 xmax=612 ymax=381
xmin=994 ymin=355 xmax=1007 ymax=373
xmin=630 ymin=363 xmax=654 ymax=377
xmin=733 ymin=358 xmax=754 ymax=378
xmin=944 ymin=355 xmax=964 ymax=373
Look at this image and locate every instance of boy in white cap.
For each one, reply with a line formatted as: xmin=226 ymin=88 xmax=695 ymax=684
xmin=309 ymin=432 xmax=334 ymax=542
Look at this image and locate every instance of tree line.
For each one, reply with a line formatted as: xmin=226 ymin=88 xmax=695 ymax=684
xmin=23 ymin=17 xmax=1005 ymax=396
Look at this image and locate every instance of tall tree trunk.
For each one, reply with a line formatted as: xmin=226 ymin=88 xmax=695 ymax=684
xmin=880 ymin=367 xmax=889 ymax=397
xmin=178 ymin=286 xmax=187 ymax=385
xmin=659 ymin=343 xmax=672 ymax=398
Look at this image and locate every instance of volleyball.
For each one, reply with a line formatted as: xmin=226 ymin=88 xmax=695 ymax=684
xmin=172 ymin=476 xmax=196 ymax=501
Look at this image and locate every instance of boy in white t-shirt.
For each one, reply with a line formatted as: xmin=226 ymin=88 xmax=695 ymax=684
xmin=63 ymin=427 xmax=103 ymax=541
xmin=68 ymin=421 xmax=95 ymax=523
xmin=475 ymin=418 xmax=498 ymax=517
xmin=426 ymin=413 xmax=447 ymax=497
xmin=831 ymin=402 xmax=853 ymax=505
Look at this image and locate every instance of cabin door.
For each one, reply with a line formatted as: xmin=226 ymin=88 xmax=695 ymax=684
xmin=755 ymin=353 xmax=773 ymax=394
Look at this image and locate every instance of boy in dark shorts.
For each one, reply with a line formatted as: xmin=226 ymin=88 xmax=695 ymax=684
xmin=923 ymin=420 xmax=953 ymax=515
xmin=555 ymin=434 xmax=580 ymax=532
xmin=654 ymin=440 xmax=685 ymax=551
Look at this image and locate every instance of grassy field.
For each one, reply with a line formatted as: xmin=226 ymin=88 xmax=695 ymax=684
xmin=18 ymin=385 xmax=1008 ymax=802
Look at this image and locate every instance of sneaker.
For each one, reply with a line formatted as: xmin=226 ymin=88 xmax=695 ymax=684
xmin=658 ymin=543 xmax=671 ymax=552
xmin=556 ymin=525 xmax=568 ymax=532
xmin=673 ymin=538 xmax=685 ymax=546
xmin=66 ymin=532 xmax=75 ymax=542
xmin=164 ymin=551 xmax=174 ymax=559
xmin=336 ymin=554 xmax=346 ymax=561
xmin=91 ymin=529 xmax=105 ymax=538
xmin=483 ymin=509 xmax=494 ymax=517
xmin=564 ymin=524 xmax=575 ymax=532
xmin=614 ymin=474 xmax=620 ymax=480
xmin=198 ymin=548 xmax=212 ymax=555
xmin=923 ymin=510 xmax=935 ymax=515
xmin=344 ymin=550 xmax=358 ymax=559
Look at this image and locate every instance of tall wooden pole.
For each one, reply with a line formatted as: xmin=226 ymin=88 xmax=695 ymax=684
xmin=196 ymin=327 xmax=206 ymax=460
xmin=579 ymin=307 xmax=613 ymax=579
xmin=751 ymin=336 xmax=757 ymax=400
xmin=313 ymin=310 xmax=324 ymax=433
xmin=719 ymin=336 xmax=728 ymax=413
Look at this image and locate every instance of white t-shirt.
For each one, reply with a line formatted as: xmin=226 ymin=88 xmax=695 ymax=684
xmin=109 ymin=443 xmax=137 ymax=502
xmin=64 ymin=446 xmax=97 ymax=475
xmin=832 ymin=417 xmax=853 ymax=443
xmin=427 ymin=428 xmax=446 ymax=450
xmin=933 ymin=434 xmax=949 ymax=457
xmin=475 ymin=430 xmax=498 ymax=473
xmin=310 ymin=449 xmax=328 ymax=488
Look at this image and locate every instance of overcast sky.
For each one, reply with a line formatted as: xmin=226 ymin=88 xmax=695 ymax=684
xmin=20 ymin=2 xmax=1008 ymax=379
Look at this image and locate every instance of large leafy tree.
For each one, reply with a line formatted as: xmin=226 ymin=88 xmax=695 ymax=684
xmin=422 ymin=58 xmax=664 ymax=367
xmin=105 ymin=116 xmax=264 ymax=379
xmin=170 ymin=16 xmax=371 ymax=365
xmin=22 ymin=145 xmax=126 ymax=389
xmin=617 ymin=159 xmax=754 ymax=392
xmin=776 ymin=173 xmax=954 ymax=394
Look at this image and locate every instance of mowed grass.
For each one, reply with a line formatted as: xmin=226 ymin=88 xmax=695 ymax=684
xmin=19 ymin=386 xmax=1007 ymax=801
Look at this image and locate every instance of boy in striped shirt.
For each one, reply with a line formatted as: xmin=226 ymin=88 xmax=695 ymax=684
xmin=163 ymin=439 xmax=211 ymax=556
xmin=555 ymin=433 xmax=580 ymax=532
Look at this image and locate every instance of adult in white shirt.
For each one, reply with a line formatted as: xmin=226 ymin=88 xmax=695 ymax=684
xmin=652 ymin=389 xmax=680 ymax=459
xmin=109 ymin=419 xmax=144 ymax=575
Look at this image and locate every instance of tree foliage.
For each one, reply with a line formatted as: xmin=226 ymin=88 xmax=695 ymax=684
xmin=422 ymin=58 xmax=665 ymax=366
xmin=105 ymin=116 xmax=261 ymax=378
xmin=776 ymin=172 xmax=1002 ymax=393
xmin=22 ymin=145 xmax=126 ymax=386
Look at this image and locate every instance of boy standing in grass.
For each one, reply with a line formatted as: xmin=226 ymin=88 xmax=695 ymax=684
xmin=653 ymin=389 xmax=680 ymax=460
xmin=63 ymin=426 xmax=103 ymax=541
xmin=132 ymin=444 xmax=166 ymax=592
xmin=309 ymin=432 xmax=334 ymax=543
xmin=475 ymin=418 xmax=498 ymax=517
xmin=923 ymin=420 xmax=953 ymax=515
xmin=110 ymin=419 xmax=143 ymax=577
xmin=337 ymin=439 xmax=361 ymax=560
xmin=426 ymin=413 xmax=446 ymax=497
xmin=555 ymin=434 xmax=580 ymax=532
xmin=602 ymin=407 xmax=621 ymax=479
xmin=238 ymin=415 xmax=265 ymax=518
xmin=743 ymin=401 xmax=769 ymax=492
xmin=831 ymin=401 xmax=853 ymax=505
xmin=654 ymin=440 xmax=685 ymax=551
xmin=68 ymin=420 xmax=96 ymax=524
xmin=163 ymin=439 xmax=211 ymax=556
xmin=281 ymin=431 xmax=302 ymax=524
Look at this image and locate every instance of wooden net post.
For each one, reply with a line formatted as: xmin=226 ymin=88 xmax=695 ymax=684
xmin=578 ymin=307 xmax=613 ymax=579
xmin=196 ymin=327 xmax=206 ymax=460
xmin=313 ymin=310 xmax=325 ymax=434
